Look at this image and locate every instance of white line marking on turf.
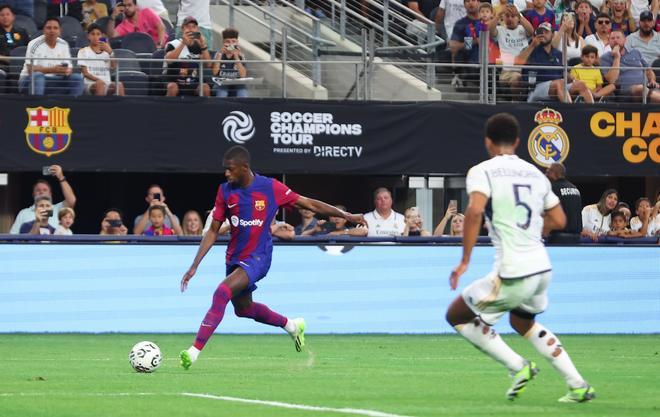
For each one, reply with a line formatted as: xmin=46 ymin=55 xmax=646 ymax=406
xmin=181 ymin=393 xmax=414 ymax=417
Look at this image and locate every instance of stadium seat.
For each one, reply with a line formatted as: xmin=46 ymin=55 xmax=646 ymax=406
xmin=111 ymin=48 xmax=142 ymax=72
xmin=120 ymin=32 xmax=156 ymax=53
xmin=33 ymin=0 xmax=47 ymax=28
xmin=14 ymin=15 xmax=39 ymax=38
xmin=9 ymin=46 xmax=27 ymax=77
xmin=60 ymin=15 xmax=86 ymax=46
xmin=148 ymin=48 xmax=166 ymax=95
xmin=95 ymin=16 xmax=111 ymax=35
xmin=98 ymin=0 xmax=113 ymax=14
xmin=161 ymin=17 xmax=175 ymax=43
xmin=567 ymin=57 xmax=581 ymax=67
xmin=117 ymin=70 xmax=149 ymax=95
xmin=652 ymin=58 xmax=660 ymax=81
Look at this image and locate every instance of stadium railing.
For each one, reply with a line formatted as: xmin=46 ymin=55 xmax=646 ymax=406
xmin=2 ymin=54 xmax=659 ymax=103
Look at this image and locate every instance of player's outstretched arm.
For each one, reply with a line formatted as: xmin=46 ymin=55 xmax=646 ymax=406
xmin=449 ymin=192 xmax=486 ymax=290
xmin=180 ymin=219 xmax=221 ymax=292
xmin=294 ymin=196 xmax=367 ymax=226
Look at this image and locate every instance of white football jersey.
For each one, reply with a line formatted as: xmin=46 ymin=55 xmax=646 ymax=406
xmin=466 ymin=154 xmax=560 ymax=279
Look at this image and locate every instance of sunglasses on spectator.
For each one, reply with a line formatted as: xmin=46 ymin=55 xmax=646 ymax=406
xmin=597 ymin=20 xmax=611 ymax=24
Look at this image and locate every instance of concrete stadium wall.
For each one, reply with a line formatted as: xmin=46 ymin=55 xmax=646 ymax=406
xmin=0 ymin=244 xmax=658 ymax=333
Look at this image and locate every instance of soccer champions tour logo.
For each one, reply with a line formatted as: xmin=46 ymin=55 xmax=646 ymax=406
xmin=590 ymin=111 xmax=659 ymax=164
xmin=527 ymin=108 xmax=570 ymax=168
xmin=222 ymin=111 xmax=255 ymax=144
xmin=24 ymin=107 xmax=73 ymax=157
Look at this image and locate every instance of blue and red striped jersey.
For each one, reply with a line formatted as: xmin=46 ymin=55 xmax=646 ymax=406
xmin=213 ymin=174 xmax=300 ymax=264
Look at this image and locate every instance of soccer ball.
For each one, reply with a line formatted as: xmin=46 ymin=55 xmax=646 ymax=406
xmin=129 ymin=341 xmax=162 ymax=373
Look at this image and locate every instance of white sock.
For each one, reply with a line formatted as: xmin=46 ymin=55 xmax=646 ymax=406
xmin=187 ymin=346 xmax=200 ymax=362
xmin=524 ymin=322 xmax=585 ymax=388
xmin=456 ymin=319 xmax=526 ymax=373
xmin=283 ymin=318 xmax=296 ymax=335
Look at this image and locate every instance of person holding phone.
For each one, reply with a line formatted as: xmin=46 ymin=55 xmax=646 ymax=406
xmin=403 ymin=207 xmax=431 ymax=237
xmin=19 ymin=196 xmax=56 ymax=235
xmin=434 ymin=200 xmax=465 ymax=236
xmin=108 ymin=0 xmax=168 ymax=48
xmin=78 ymin=23 xmax=124 ymax=95
xmin=9 ymin=165 xmax=77 ymax=234
xmin=17 ymin=17 xmax=84 ymax=96
xmin=100 ymin=208 xmax=129 ymax=235
xmin=164 ymin=16 xmax=211 ymax=97
xmin=133 ymin=184 xmax=181 ymax=234
xmin=212 ymin=27 xmax=248 ymax=97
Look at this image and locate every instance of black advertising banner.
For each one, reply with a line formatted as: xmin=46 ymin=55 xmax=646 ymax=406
xmin=0 ymin=96 xmax=657 ymax=176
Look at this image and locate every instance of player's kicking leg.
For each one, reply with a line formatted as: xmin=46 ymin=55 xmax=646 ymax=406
xmin=446 ymin=295 xmax=536 ymax=400
xmin=232 ymin=292 xmax=306 ymax=352
xmin=180 ymin=268 xmax=250 ymax=370
xmin=510 ymin=311 xmax=596 ymax=403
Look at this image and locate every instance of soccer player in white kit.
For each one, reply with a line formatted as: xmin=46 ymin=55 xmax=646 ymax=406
xmin=446 ymin=113 xmax=596 ymax=403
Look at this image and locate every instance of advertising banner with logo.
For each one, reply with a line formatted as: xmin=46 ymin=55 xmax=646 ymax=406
xmin=0 ymin=97 xmax=657 ymax=176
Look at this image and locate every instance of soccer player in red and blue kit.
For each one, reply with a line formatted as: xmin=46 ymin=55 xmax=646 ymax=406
xmin=179 ymin=145 xmax=366 ymax=369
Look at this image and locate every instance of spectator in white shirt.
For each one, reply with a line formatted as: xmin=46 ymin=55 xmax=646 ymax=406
xmin=584 ymin=13 xmax=612 ymax=57
xmin=625 ymin=11 xmax=660 ymax=65
xmin=364 ymin=187 xmax=405 ymax=237
xmin=78 ymin=23 xmax=124 ymax=96
xmin=581 ymin=188 xmax=618 ymax=240
xmin=9 ymin=165 xmax=77 ymax=234
xmin=18 ymin=17 xmax=84 ymax=96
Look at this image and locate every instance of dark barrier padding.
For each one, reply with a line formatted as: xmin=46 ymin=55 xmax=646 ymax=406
xmin=1 ymin=97 xmax=658 ymax=176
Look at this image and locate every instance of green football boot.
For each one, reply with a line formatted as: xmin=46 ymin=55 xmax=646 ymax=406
xmin=558 ymin=385 xmax=596 ymax=403
xmin=506 ymin=360 xmax=539 ymax=400
xmin=290 ymin=318 xmax=306 ymax=352
xmin=179 ymin=350 xmax=193 ymax=370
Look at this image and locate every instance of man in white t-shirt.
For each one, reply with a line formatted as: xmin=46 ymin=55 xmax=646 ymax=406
xmin=446 ymin=113 xmax=595 ymax=404
xmin=9 ymin=165 xmax=77 ymax=234
xmin=77 ymin=23 xmax=124 ymax=95
xmin=490 ymin=5 xmax=534 ymax=97
xmin=176 ymin=0 xmax=212 ymax=49
xmin=18 ymin=17 xmax=84 ymax=96
xmin=364 ymin=187 xmax=405 ymax=237
xmin=584 ymin=13 xmax=612 ymax=57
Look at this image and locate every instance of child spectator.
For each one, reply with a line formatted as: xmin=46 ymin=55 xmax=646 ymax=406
xmin=478 ymin=2 xmax=499 ymax=64
xmin=55 ymin=207 xmax=75 ymax=235
xmin=212 ymin=27 xmax=248 ymax=98
xmin=78 ymin=23 xmax=124 ymax=96
xmin=81 ymin=0 xmax=108 ymax=30
xmin=575 ymin=0 xmax=597 ymax=38
xmin=182 ymin=210 xmax=203 ymax=236
xmin=143 ymin=205 xmax=182 ymax=235
xmin=524 ymin=0 xmax=557 ymax=31
xmin=569 ymin=45 xmax=615 ymax=100
xmin=606 ymin=210 xmax=631 ymax=237
xmin=491 ymin=5 xmax=533 ymax=99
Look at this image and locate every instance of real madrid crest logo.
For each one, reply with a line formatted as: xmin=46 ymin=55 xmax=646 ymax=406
xmin=527 ymin=108 xmax=570 ymax=168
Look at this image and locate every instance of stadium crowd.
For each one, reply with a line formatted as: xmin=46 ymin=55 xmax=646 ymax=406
xmin=2 ymin=0 xmax=658 ymax=100
xmin=6 ymin=165 xmax=660 ymax=240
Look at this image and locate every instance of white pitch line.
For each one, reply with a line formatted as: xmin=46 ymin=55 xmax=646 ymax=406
xmin=181 ymin=393 xmax=414 ymax=417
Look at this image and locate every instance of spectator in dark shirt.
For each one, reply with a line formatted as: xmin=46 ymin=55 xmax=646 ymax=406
xmin=19 ymin=195 xmax=56 ymax=235
xmin=515 ymin=22 xmax=592 ymax=102
xmin=449 ymin=0 xmax=480 ymax=85
xmin=211 ymin=27 xmax=248 ymax=97
xmin=0 ymin=5 xmax=29 ymax=79
xmin=546 ymin=163 xmax=583 ymax=243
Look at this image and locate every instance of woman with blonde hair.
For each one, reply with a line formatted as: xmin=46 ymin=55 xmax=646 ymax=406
xmin=182 ymin=210 xmax=204 ymax=236
xmin=433 ymin=202 xmax=464 ymax=237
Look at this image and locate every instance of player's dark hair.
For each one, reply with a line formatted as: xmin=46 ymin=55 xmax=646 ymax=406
xmin=596 ymin=188 xmax=618 ymax=215
xmin=224 ymin=145 xmax=251 ymax=166
xmin=44 ymin=16 xmax=60 ymax=27
xmin=485 ymin=113 xmax=519 ymax=146
xmin=0 ymin=5 xmax=14 ymax=13
xmin=148 ymin=205 xmax=166 ymax=216
xmin=634 ymin=197 xmax=650 ymax=211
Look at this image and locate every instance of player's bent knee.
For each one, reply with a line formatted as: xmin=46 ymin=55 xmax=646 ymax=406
xmin=510 ymin=309 xmax=536 ymax=334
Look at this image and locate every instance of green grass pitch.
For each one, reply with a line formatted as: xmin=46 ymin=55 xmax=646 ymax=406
xmin=1 ymin=334 xmax=658 ymax=417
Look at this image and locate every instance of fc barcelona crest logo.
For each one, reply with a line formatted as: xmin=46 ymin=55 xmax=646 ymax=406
xmin=528 ymin=108 xmax=570 ymax=168
xmin=255 ymin=200 xmax=266 ymax=211
xmin=25 ymin=107 xmax=73 ymax=157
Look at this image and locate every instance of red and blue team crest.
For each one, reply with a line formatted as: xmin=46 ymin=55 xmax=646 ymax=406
xmin=255 ymin=200 xmax=266 ymax=211
xmin=24 ymin=107 xmax=73 ymax=157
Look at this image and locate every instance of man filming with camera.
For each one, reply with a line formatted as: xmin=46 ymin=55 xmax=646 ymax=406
xmin=19 ymin=196 xmax=56 ymax=235
xmin=165 ymin=16 xmax=211 ymax=97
